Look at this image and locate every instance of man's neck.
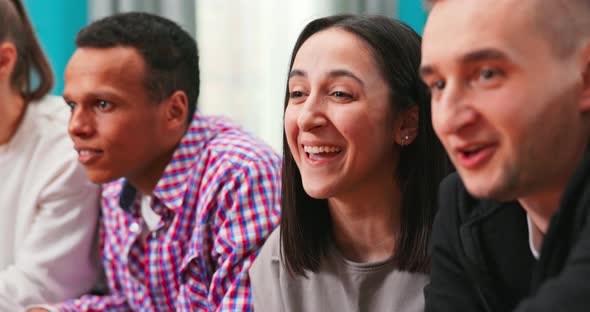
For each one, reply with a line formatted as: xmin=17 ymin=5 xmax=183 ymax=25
xmin=519 ymin=189 xmax=563 ymax=234
xmin=519 ymin=143 xmax=589 ymax=234
xmin=127 ymin=142 xmax=180 ymax=195
xmin=0 ymin=92 xmax=25 ymax=145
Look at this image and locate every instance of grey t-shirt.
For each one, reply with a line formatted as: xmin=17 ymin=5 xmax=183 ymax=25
xmin=249 ymin=228 xmax=428 ymax=312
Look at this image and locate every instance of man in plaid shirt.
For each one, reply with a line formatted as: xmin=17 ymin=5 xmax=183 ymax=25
xmin=29 ymin=12 xmax=281 ymax=312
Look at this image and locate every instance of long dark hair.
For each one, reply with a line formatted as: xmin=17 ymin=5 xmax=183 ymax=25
xmin=0 ymin=0 xmax=53 ymax=101
xmin=280 ymin=14 xmax=451 ymax=276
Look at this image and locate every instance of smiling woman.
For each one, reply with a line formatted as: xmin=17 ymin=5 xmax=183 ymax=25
xmin=249 ymin=14 xmax=451 ymax=312
xmin=0 ymin=0 xmax=100 ymax=310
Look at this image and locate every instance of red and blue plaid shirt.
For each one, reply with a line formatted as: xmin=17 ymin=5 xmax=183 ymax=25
xmin=52 ymin=113 xmax=281 ymax=311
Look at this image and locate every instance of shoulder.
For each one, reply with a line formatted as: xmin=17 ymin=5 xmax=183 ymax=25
xmin=29 ymin=96 xmax=70 ymax=135
xmin=185 ymin=115 xmax=281 ymax=196
xmin=25 ymin=97 xmax=96 ymax=195
xmin=250 ymin=227 xmax=281 ymax=277
xmin=200 ymin=115 xmax=281 ymax=170
xmin=101 ymin=179 xmax=126 ymax=208
xmin=249 ymin=227 xmax=286 ymax=312
xmin=25 ymin=96 xmax=72 ymax=158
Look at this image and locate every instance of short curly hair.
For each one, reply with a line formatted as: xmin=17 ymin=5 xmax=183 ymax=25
xmin=76 ymin=12 xmax=199 ymax=123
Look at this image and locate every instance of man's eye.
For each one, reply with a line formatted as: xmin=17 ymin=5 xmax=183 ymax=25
xmin=480 ymin=68 xmax=498 ymax=80
xmin=431 ymin=80 xmax=446 ymax=91
xmin=474 ymin=68 xmax=505 ymax=88
xmin=66 ymin=102 xmax=76 ymax=110
xmin=97 ymin=100 xmax=112 ymax=110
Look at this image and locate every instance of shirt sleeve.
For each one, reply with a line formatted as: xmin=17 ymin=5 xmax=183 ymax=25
xmin=46 ymin=293 xmax=131 ymax=312
xmin=175 ymin=159 xmax=281 ymax=311
xmin=0 ymin=155 xmax=100 ymax=310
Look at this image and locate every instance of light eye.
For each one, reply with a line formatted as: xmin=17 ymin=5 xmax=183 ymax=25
xmin=474 ymin=67 xmax=505 ymax=88
xmin=66 ymin=101 xmax=76 ymax=110
xmin=430 ymin=80 xmax=446 ymax=91
xmin=97 ymin=100 xmax=112 ymax=110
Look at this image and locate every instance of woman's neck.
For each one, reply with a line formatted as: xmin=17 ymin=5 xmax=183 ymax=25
xmin=0 ymin=91 xmax=25 ymax=145
xmin=328 ymin=178 xmax=402 ymax=263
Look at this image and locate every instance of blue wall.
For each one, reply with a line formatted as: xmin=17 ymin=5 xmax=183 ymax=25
xmin=399 ymin=0 xmax=427 ymax=34
xmin=23 ymin=0 xmax=88 ymax=94
xmin=21 ymin=0 xmax=427 ymax=93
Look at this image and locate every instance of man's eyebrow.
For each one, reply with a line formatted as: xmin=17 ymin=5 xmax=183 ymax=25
xmin=419 ymin=48 xmax=509 ymax=79
xmin=62 ymin=90 xmax=124 ymax=103
xmin=460 ymin=48 xmax=508 ymax=63
xmin=419 ymin=64 xmax=436 ymax=78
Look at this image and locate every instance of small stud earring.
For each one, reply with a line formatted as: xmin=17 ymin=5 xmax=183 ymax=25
xmin=401 ymin=135 xmax=410 ymax=146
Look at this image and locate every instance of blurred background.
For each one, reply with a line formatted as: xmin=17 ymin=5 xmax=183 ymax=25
xmin=23 ymin=0 xmax=428 ymax=152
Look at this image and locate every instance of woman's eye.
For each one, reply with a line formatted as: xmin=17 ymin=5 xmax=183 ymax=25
xmin=289 ymin=91 xmax=304 ymax=99
xmin=331 ymin=91 xmax=352 ymax=98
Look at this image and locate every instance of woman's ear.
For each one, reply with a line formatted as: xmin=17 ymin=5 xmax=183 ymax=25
xmin=0 ymin=42 xmax=17 ymax=81
xmin=394 ymin=105 xmax=419 ymax=146
xmin=163 ymin=90 xmax=189 ymax=130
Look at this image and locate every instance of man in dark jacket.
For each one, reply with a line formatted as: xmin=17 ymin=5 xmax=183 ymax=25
xmin=419 ymin=0 xmax=590 ymax=311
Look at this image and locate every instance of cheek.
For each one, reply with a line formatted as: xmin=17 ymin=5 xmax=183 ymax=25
xmin=339 ymin=110 xmax=389 ymax=145
xmin=483 ymin=93 xmax=536 ymax=141
xmin=283 ymin=106 xmax=300 ymax=159
xmin=98 ymin=114 xmax=149 ymax=151
xmin=431 ymin=104 xmax=444 ymax=138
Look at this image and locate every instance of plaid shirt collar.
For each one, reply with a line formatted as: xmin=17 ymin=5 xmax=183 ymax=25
xmin=119 ymin=111 xmax=213 ymax=213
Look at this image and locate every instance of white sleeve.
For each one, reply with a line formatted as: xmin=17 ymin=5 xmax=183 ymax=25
xmin=0 ymin=156 xmax=101 ymax=310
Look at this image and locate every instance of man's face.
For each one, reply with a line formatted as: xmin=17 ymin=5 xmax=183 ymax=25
xmin=64 ymin=47 xmax=168 ymax=184
xmin=421 ymin=0 xmax=590 ymax=200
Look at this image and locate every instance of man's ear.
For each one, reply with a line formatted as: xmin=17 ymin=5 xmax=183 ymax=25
xmin=0 ymin=42 xmax=17 ymax=81
xmin=163 ymin=90 xmax=189 ymax=130
xmin=394 ymin=105 xmax=419 ymax=146
xmin=579 ymin=41 xmax=590 ymax=113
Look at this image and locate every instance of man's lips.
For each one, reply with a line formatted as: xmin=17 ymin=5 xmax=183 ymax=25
xmin=454 ymin=143 xmax=497 ymax=170
xmin=75 ymin=147 xmax=104 ymax=165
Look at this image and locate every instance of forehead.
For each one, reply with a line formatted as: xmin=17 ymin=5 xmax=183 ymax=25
xmin=422 ymin=0 xmax=543 ymax=67
xmin=293 ymin=28 xmax=378 ymax=77
xmin=64 ymin=46 xmax=146 ymax=93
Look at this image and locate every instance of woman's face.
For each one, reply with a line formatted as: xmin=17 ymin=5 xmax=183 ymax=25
xmin=285 ymin=27 xmax=400 ymax=200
